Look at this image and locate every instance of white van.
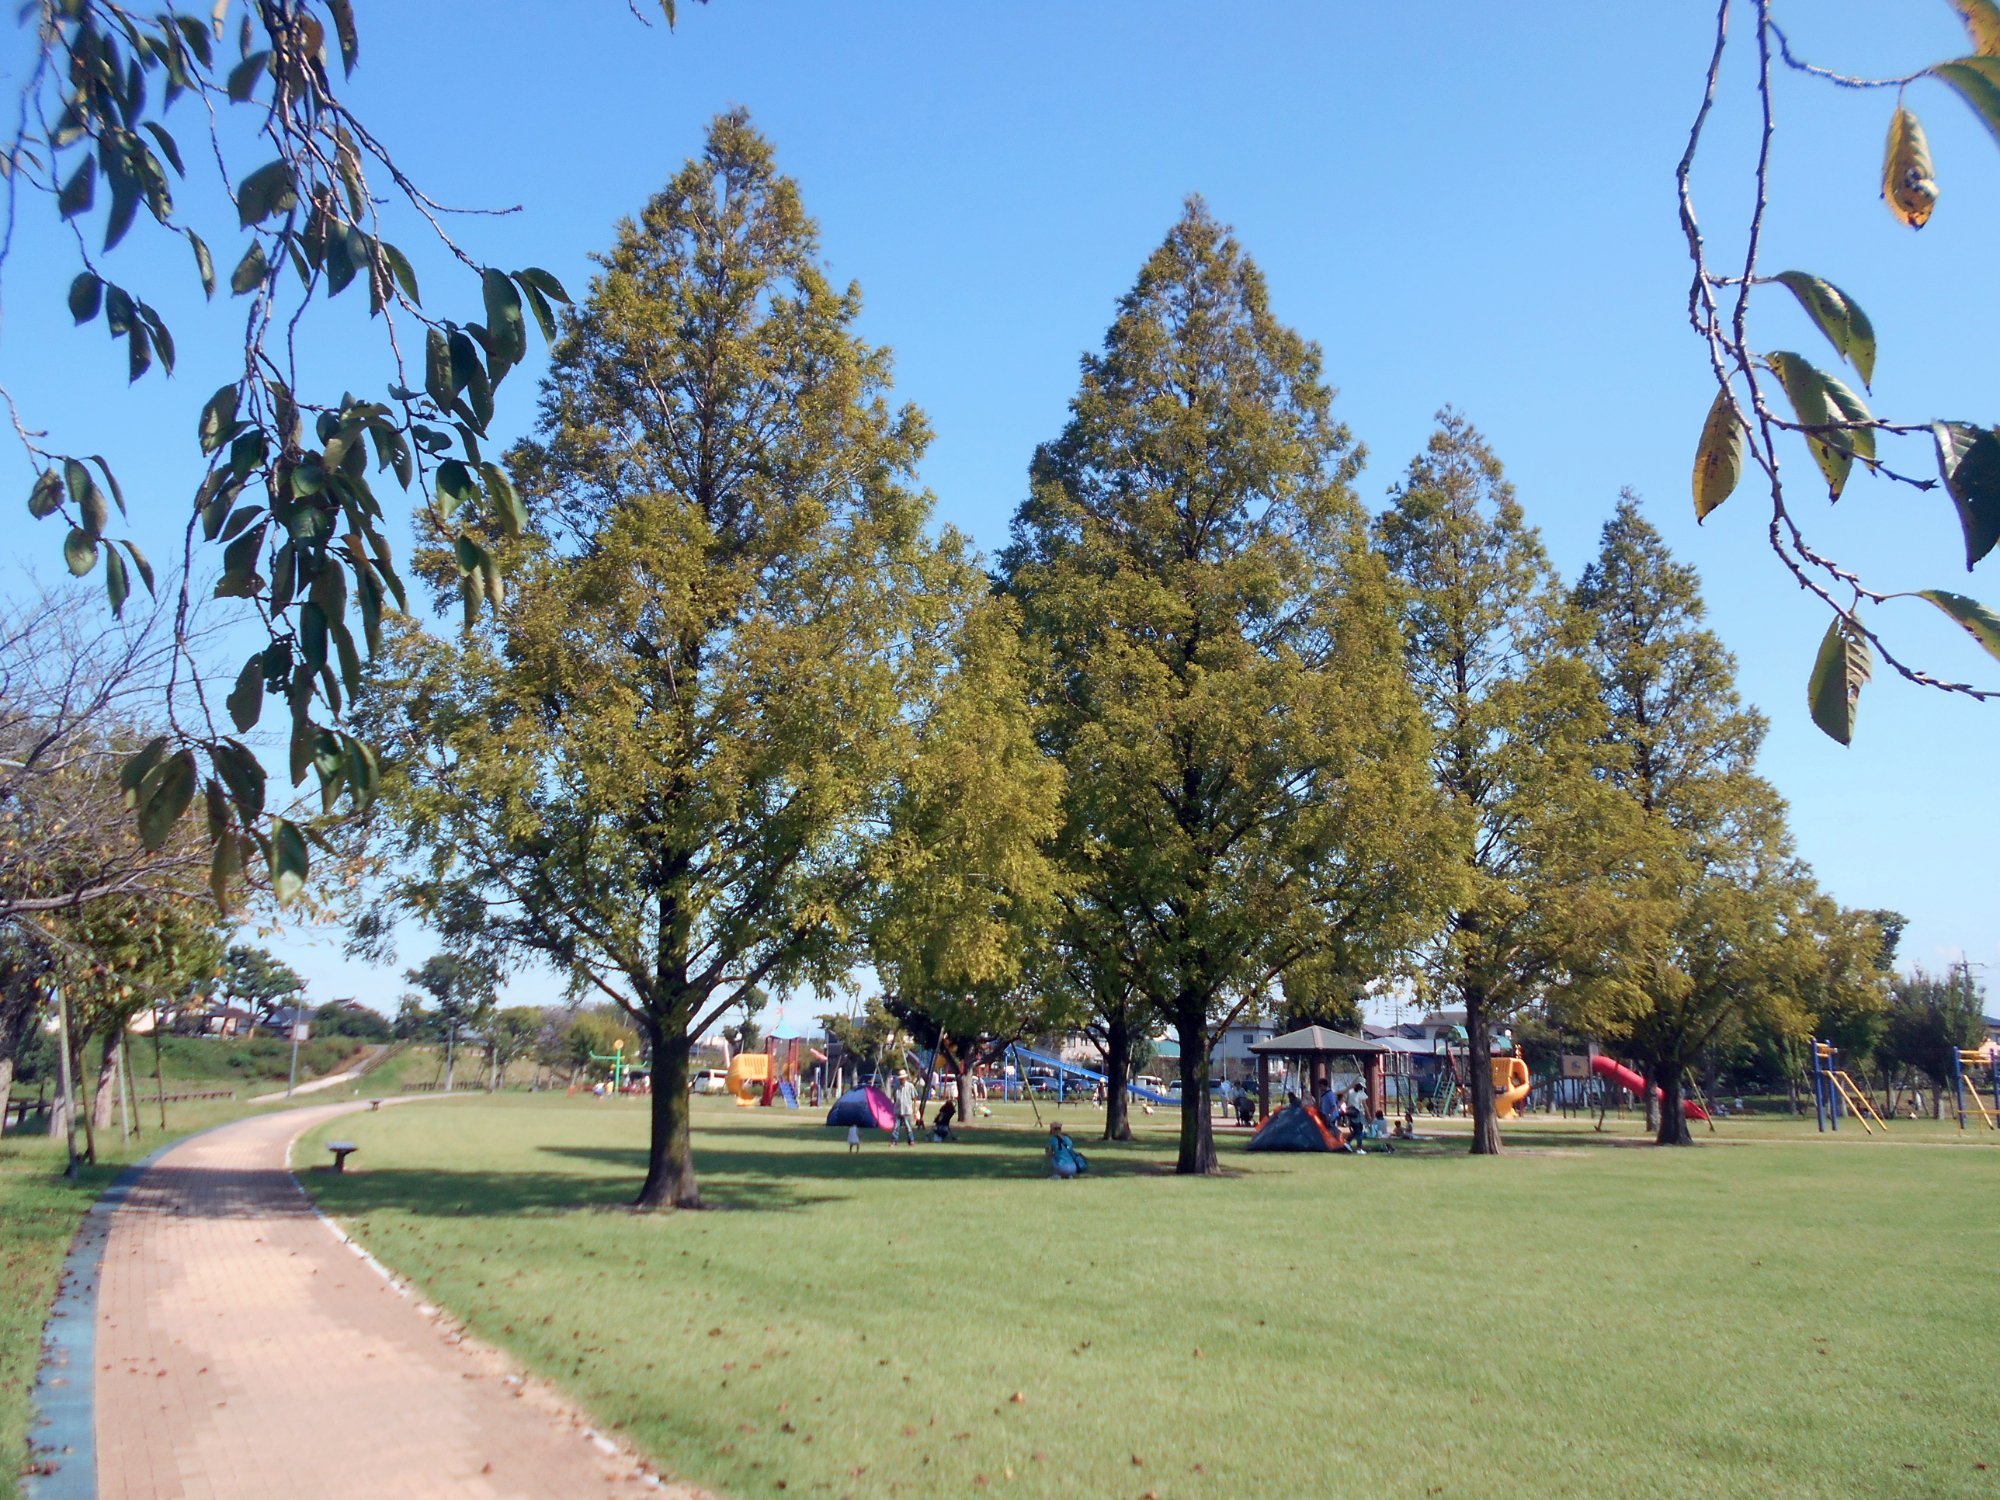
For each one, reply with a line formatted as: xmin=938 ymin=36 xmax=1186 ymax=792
xmin=691 ymin=1068 xmax=730 ymax=1095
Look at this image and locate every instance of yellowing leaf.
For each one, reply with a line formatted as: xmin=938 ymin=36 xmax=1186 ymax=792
xmin=1932 ymin=56 xmax=2000 ymax=151
xmin=1882 ymin=107 xmax=1938 ymax=228
xmin=1770 ymin=271 xmax=1876 ymax=387
xmin=1692 ymin=388 xmax=1745 ymax=521
xmin=1766 ymin=352 xmax=1874 ymax=500
xmin=1951 ymin=0 xmax=2000 ymax=56
xmin=1913 ymin=588 xmax=2000 ymax=662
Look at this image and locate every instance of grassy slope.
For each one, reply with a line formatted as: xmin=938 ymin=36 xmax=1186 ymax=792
xmin=301 ymin=1097 xmax=2000 ymax=1499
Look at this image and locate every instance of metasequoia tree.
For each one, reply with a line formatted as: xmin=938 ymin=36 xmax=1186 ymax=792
xmin=1378 ymin=413 xmax=1650 ymax=1156
xmin=360 ymin=113 xmax=975 ymax=1209
xmin=867 ymin=596 xmax=1067 ymax=1126
xmin=1573 ymin=496 xmax=1851 ymax=1143
xmin=1002 ymin=200 xmax=1447 ymax=1176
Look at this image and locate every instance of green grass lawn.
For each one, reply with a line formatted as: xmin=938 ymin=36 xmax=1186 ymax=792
xmin=299 ymin=1096 xmax=2000 ymax=1499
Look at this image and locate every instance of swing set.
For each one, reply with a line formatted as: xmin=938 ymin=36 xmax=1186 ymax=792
xmin=1949 ymin=1046 xmax=1999 ymax=1131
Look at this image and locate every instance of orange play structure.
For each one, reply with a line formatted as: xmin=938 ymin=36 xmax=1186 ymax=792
xmin=1491 ymin=1055 xmax=1532 ymax=1119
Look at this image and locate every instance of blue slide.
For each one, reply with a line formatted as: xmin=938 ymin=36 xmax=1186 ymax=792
xmin=1009 ymin=1044 xmax=1182 ymax=1106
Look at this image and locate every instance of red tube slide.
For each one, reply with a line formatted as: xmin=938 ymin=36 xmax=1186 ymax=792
xmin=1589 ymin=1055 xmax=1709 ymax=1121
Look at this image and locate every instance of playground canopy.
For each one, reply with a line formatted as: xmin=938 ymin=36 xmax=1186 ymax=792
xmin=825 ymin=1085 xmax=895 ymax=1130
xmin=1247 ymin=1025 xmax=1386 ymax=1123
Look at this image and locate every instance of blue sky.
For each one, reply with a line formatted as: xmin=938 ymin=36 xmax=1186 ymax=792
xmin=4 ymin=2 xmax=1994 ymax=1032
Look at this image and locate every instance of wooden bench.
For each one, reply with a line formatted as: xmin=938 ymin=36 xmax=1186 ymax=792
xmin=326 ymin=1141 xmax=360 ymax=1173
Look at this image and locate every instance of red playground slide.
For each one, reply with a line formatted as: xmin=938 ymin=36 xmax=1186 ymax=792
xmin=1589 ymin=1054 xmax=1710 ymax=1121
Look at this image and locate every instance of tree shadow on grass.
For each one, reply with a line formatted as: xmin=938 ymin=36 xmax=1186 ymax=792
xmin=303 ymin=1164 xmax=846 ymax=1217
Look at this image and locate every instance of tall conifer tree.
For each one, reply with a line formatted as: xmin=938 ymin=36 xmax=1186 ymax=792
xmin=1378 ymin=412 xmax=1643 ymax=1155
xmin=360 ymin=113 xmax=976 ymax=1208
xmin=1573 ymin=496 xmax=1845 ymax=1144
xmin=1003 ymin=200 xmax=1446 ymax=1175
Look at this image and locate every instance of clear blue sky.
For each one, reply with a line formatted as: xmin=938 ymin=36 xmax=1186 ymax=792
xmin=3 ymin=2 xmax=1993 ymax=1030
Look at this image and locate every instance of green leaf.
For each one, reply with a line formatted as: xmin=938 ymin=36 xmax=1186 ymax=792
xmin=1692 ymin=388 xmax=1744 ymax=521
xmin=379 ymin=240 xmax=419 ymax=305
xmin=480 ymin=461 xmax=527 ymax=536
xmin=213 ymin=739 xmax=267 ymax=818
xmin=136 ymin=301 xmax=175 ymax=374
xmin=1931 ymin=421 xmax=2000 ymax=568
xmin=271 ymin=817 xmax=308 ymax=903
xmin=1766 ymin=352 xmax=1873 ymax=499
xmin=327 ymin=0 xmax=359 ymax=74
xmin=1913 ymin=588 xmax=2000 ymax=662
xmin=141 ymin=121 xmax=185 ymax=177
xmin=229 ymin=240 xmax=268 ymax=295
xmin=661 ymin=0 xmax=677 ymax=26
xmin=226 ymin=653 xmax=264 ymax=731
xmin=513 ymin=266 xmax=571 ymax=304
xmin=436 ymin=458 xmax=477 ymax=517
xmin=27 ymin=469 xmax=62 ymax=518
xmin=57 ymin=155 xmax=95 ymax=219
xmin=119 ymin=737 xmax=167 ymax=808
xmin=119 ymin=539 xmax=154 ymax=594
xmin=65 ymin=457 xmax=106 ymax=535
xmin=63 ymin=528 xmax=95 ymax=575
xmin=103 ymin=545 xmax=129 ymax=614
xmin=138 ymin=748 xmax=197 ymax=850
xmin=188 ymin=228 xmax=215 ymax=297
xmin=234 ymin=159 xmax=295 ymax=228
xmin=68 ymin=272 xmax=102 ymax=324
xmin=1931 ymin=56 xmax=2000 ymax=153
xmin=102 ymin=169 xmax=140 ymax=252
xmin=225 ymin=49 xmax=268 ymax=102
xmin=210 ymin=828 xmax=243 ymax=911
xmin=198 ymin=383 xmax=239 ymax=454
xmin=127 ymin=319 xmax=152 ymax=382
xmin=481 ymin=268 xmax=526 ymax=366
xmin=424 ymin=327 xmax=452 ymax=410
xmin=1807 ymin=615 xmax=1871 ymax=746
xmin=517 ymin=278 xmax=557 ymax=346
xmin=104 ymin=286 xmax=134 ymax=337
xmin=1883 ymin=107 xmax=1938 ymax=229
xmin=1770 ymin=272 xmax=1876 ymax=388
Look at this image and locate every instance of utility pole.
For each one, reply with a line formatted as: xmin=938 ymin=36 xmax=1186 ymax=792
xmin=286 ymin=1000 xmax=305 ymax=1097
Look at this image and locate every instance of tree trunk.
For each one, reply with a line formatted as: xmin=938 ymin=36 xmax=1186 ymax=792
xmin=1640 ymin=1062 xmax=1660 ymax=1132
xmin=488 ymin=1044 xmax=499 ymax=1092
xmin=1103 ymin=1012 xmax=1132 ymax=1142
xmin=1172 ymin=1006 xmax=1217 ymax=1175
xmin=91 ymin=1032 xmax=120 ymax=1131
xmin=1464 ymin=992 xmax=1501 ymax=1155
xmin=0 ymin=1053 xmax=12 ymax=1139
xmin=634 ymin=1018 xmax=701 ymax=1210
xmin=1655 ymin=1065 xmax=1694 ymax=1146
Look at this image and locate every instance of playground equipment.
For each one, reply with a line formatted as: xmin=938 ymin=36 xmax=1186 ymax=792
xmin=1491 ymin=1055 xmax=1532 ymax=1119
xmin=725 ymin=1050 xmax=769 ymax=1106
xmin=1808 ymin=1037 xmax=1885 ymax=1134
xmin=1949 ymin=1046 xmax=1998 ymax=1130
xmin=1007 ymin=1044 xmax=1182 ymax=1106
xmin=588 ymin=1037 xmax=637 ymax=1092
xmin=1589 ymin=1055 xmax=1711 ymax=1122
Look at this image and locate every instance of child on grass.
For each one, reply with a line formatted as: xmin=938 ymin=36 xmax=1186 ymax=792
xmin=846 ymin=1123 xmax=861 ymax=1153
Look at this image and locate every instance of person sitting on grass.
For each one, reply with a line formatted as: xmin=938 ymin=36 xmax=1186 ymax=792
xmin=1046 ymin=1122 xmax=1087 ymax=1179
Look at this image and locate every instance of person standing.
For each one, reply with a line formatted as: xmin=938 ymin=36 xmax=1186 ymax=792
xmin=1345 ymin=1077 xmax=1369 ymax=1153
xmin=892 ymin=1069 xmax=918 ymax=1146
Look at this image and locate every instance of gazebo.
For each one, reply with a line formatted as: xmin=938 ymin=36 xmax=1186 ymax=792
xmin=1247 ymin=1025 xmax=1387 ymax=1124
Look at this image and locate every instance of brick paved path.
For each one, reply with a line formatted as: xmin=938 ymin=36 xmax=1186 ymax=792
xmin=93 ymin=1103 xmax=701 ymax=1499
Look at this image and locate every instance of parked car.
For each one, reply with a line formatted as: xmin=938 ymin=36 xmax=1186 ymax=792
xmin=691 ymin=1068 xmax=730 ymax=1095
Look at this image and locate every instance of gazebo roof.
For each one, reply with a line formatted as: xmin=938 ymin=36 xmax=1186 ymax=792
xmin=1246 ymin=1025 xmax=1386 ymax=1056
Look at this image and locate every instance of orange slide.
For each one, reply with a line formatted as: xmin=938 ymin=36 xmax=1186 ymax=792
xmin=1491 ymin=1056 xmax=1532 ymax=1119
